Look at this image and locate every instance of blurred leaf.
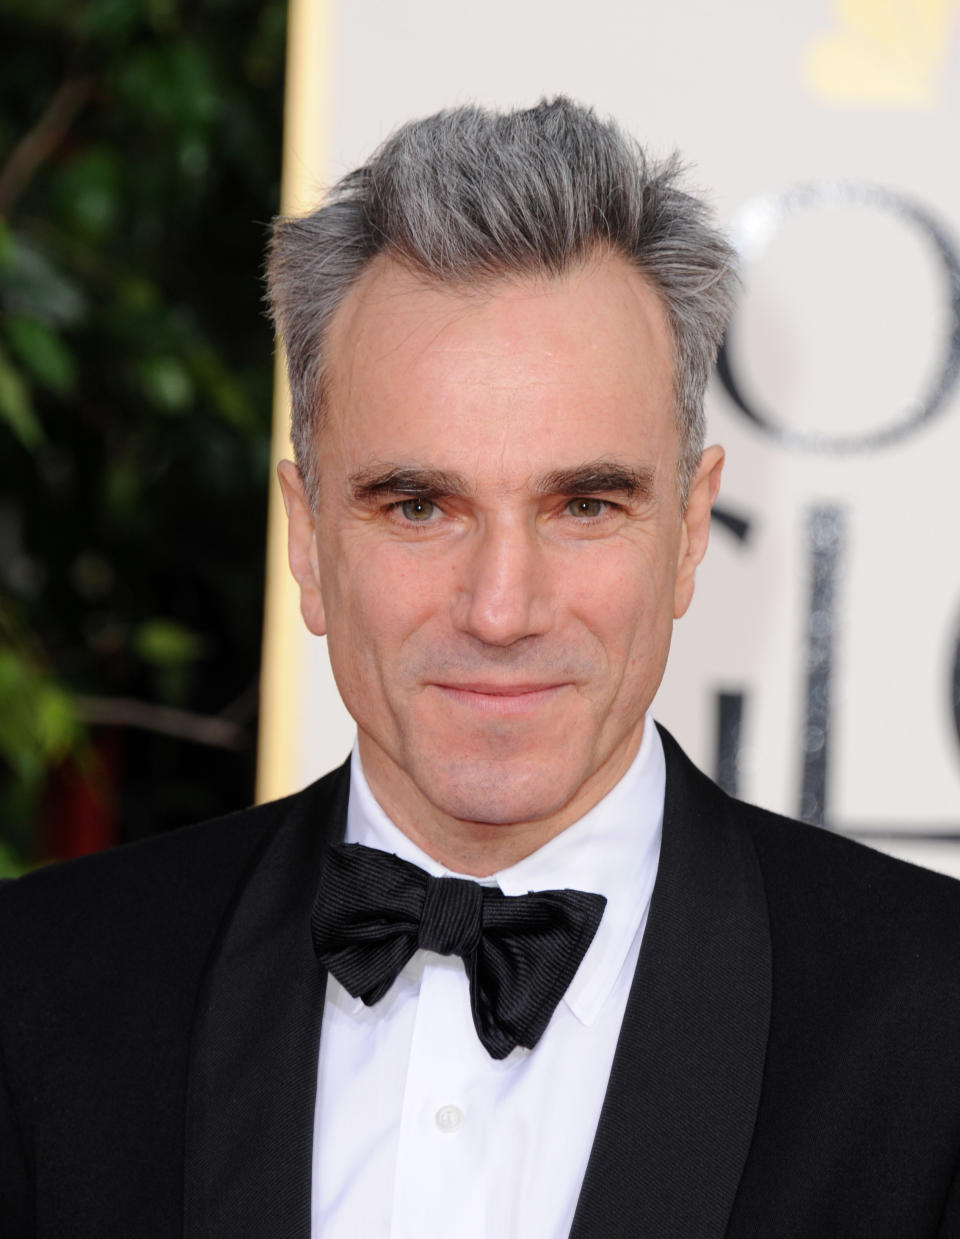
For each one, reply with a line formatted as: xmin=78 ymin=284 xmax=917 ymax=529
xmin=0 ymin=646 xmax=82 ymax=778
xmin=4 ymin=316 xmax=77 ymax=395
xmin=0 ymin=837 xmax=29 ymax=879
xmin=0 ymin=235 xmax=86 ymax=326
xmin=189 ymin=344 xmax=256 ymax=430
xmin=133 ymin=618 xmax=206 ymax=668
xmin=0 ymin=343 xmax=43 ymax=448
xmin=54 ymin=148 xmax=122 ymax=243
xmin=36 ymin=684 xmax=81 ymax=755
xmin=0 ymin=219 xmax=13 ymax=267
xmin=102 ymin=455 xmax=142 ymax=523
xmin=140 ymin=355 xmax=194 ymax=412
xmin=0 ymin=652 xmax=37 ymax=781
xmin=116 ymin=274 xmax=160 ymax=313
xmin=178 ymin=136 xmax=209 ymax=181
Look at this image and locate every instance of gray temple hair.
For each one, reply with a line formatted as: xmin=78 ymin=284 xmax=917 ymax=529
xmin=266 ymin=97 xmax=737 ymax=505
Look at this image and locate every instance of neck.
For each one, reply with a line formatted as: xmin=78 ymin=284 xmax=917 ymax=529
xmin=356 ymin=729 xmax=644 ymax=877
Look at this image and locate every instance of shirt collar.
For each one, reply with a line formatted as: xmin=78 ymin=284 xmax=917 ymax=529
xmin=344 ymin=716 xmax=665 ymax=1027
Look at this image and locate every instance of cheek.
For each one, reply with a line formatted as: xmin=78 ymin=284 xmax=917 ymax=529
xmin=563 ymin=547 xmax=677 ymax=688
xmin=323 ymin=541 xmax=445 ymax=657
xmin=565 ymin=543 xmax=672 ymax=627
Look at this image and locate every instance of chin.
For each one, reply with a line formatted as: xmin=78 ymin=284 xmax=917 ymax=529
xmin=414 ymin=754 xmax=581 ymax=828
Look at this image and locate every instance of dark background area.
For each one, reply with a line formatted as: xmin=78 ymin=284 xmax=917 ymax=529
xmin=0 ymin=0 xmax=287 ymax=874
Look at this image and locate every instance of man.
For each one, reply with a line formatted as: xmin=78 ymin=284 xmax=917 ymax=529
xmin=2 ymin=98 xmax=959 ymax=1238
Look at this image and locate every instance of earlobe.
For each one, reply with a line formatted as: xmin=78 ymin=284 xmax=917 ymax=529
xmin=673 ymin=444 xmax=724 ymax=620
xmin=277 ymin=460 xmax=328 ymax=636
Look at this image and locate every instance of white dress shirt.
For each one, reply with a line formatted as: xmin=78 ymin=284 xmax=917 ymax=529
xmin=311 ymin=715 xmax=665 ymax=1238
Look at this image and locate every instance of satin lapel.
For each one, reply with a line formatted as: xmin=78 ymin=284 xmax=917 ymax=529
xmin=570 ymin=728 xmax=772 ymax=1239
xmin=183 ymin=764 xmax=349 ymax=1239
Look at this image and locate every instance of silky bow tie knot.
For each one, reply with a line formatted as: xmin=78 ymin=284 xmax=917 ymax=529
xmin=418 ymin=875 xmax=483 ymax=956
xmin=311 ymin=842 xmax=606 ymax=1059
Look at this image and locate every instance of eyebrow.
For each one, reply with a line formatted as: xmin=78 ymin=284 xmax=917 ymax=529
xmin=535 ymin=462 xmax=656 ymax=501
xmin=348 ymin=459 xmax=656 ymax=504
xmin=349 ymin=466 xmax=474 ymax=502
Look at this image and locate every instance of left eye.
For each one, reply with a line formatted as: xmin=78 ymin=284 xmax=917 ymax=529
xmin=567 ymin=498 xmax=607 ymax=518
xmin=399 ymin=498 xmax=437 ymax=522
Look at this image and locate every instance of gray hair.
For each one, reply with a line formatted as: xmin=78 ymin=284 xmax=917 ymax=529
xmin=266 ymin=97 xmax=737 ymax=503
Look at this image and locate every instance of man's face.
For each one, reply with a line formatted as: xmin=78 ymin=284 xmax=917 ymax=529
xmin=281 ymin=253 xmax=722 ymax=863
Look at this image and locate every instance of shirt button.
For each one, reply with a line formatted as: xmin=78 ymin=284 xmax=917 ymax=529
xmin=435 ymin=1104 xmax=463 ymax=1133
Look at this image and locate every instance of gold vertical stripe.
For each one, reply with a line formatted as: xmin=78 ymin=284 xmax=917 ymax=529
xmin=256 ymin=0 xmax=333 ymax=802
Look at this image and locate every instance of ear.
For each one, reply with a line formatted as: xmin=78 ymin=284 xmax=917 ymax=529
xmin=673 ymin=444 xmax=724 ymax=620
xmin=277 ymin=459 xmax=327 ymax=636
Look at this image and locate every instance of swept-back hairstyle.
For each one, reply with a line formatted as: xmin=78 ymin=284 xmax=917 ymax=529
xmin=266 ymin=97 xmax=737 ymax=503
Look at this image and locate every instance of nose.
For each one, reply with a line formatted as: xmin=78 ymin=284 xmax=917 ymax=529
xmin=454 ymin=517 xmax=552 ymax=647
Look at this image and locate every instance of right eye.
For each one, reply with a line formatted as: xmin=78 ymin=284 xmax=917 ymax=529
xmin=397 ymin=498 xmax=437 ymax=522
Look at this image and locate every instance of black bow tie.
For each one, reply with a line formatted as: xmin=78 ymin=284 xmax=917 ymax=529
xmin=310 ymin=842 xmax=606 ymax=1060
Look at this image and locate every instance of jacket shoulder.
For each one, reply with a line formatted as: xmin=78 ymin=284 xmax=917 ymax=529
xmin=0 ymin=763 xmax=348 ymax=1235
xmin=0 ymin=763 xmax=349 ymax=985
xmin=659 ymin=723 xmax=960 ymax=977
xmin=726 ymin=787 xmax=960 ymax=1023
xmin=738 ymin=793 xmax=960 ymax=939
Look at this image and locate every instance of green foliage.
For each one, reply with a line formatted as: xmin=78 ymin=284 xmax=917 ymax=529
xmin=0 ymin=340 xmax=43 ymax=446
xmin=0 ymin=605 xmax=87 ymax=866
xmin=5 ymin=316 xmax=78 ymax=394
xmin=0 ymin=638 xmax=82 ymax=782
xmin=0 ymin=0 xmax=286 ymax=863
xmin=0 ymin=838 xmax=29 ymax=879
xmin=133 ymin=616 xmax=207 ymax=703
xmin=133 ymin=617 xmax=206 ymax=667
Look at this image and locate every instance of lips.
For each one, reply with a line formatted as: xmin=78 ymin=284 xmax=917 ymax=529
xmin=434 ymin=682 xmax=564 ymax=696
xmin=429 ymin=681 xmax=568 ymax=716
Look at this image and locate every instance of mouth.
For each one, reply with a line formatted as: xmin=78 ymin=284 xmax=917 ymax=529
xmin=429 ymin=682 xmax=569 ymax=716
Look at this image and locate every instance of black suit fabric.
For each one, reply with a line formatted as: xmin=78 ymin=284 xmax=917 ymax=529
xmin=1 ymin=729 xmax=959 ymax=1238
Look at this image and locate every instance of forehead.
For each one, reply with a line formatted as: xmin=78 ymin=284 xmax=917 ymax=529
xmin=321 ymin=252 xmax=678 ymax=479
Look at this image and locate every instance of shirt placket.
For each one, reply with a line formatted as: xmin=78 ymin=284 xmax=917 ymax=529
xmin=390 ymin=953 xmax=488 ymax=1239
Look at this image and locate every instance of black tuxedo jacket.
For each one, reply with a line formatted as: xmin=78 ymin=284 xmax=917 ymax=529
xmin=2 ymin=728 xmax=960 ymax=1237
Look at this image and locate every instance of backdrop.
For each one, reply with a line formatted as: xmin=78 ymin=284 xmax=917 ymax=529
xmin=259 ymin=0 xmax=960 ymax=878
